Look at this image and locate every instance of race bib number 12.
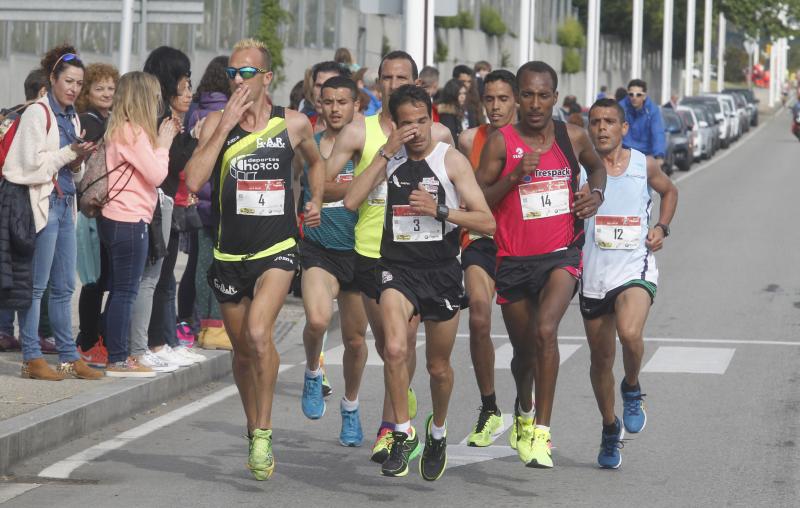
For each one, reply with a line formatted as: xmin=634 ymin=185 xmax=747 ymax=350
xmin=594 ymin=215 xmax=641 ymax=249
xmin=237 ymin=179 xmax=285 ymax=216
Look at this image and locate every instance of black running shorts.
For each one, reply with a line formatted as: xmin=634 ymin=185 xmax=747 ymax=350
xmin=208 ymin=247 xmax=298 ymax=304
xmin=354 ymin=253 xmax=380 ymax=300
xmin=461 ymin=237 xmax=498 ymax=280
xmin=495 ymin=247 xmax=582 ymax=305
xmin=299 ymin=239 xmax=357 ymax=292
xmin=377 ymin=259 xmax=466 ymax=322
xmin=579 ymin=280 xmax=657 ymax=320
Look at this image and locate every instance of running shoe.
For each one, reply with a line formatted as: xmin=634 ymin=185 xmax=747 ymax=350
xmin=419 ymin=415 xmax=447 ymax=481
xmin=371 ymin=427 xmax=393 ymax=463
xmin=248 ymin=428 xmax=275 ymax=481
xmin=173 ymin=345 xmax=206 ymax=363
xmin=598 ymin=417 xmax=624 ymax=469
xmin=408 ymin=386 xmax=417 ymax=420
xmin=467 ymin=407 xmax=503 ymax=447
xmin=140 ymin=350 xmax=179 ymax=373
xmin=509 ymin=400 xmax=535 ymax=450
xmin=621 ymin=382 xmax=647 ymax=433
xmin=78 ymin=337 xmax=108 ymax=368
xmin=320 ymin=352 xmax=332 ymax=398
xmin=105 ymin=358 xmax=156 ymax=378
xmin=153 ymin=345 xmax=193 ymax=367
xmin=301 ymin=373 xmax=326 ymax=419
xmin=176 ymin=321 xmax=195 ymax=348
xmin=527 ymin=427 xmax=553 ymax=469
xmin=339 ymin=403 xmax=364 ymax=447
xmin=380 ymin=428 xmax=420 ymax=477
xmin=515 ymin=416 xmax=535 ymax=464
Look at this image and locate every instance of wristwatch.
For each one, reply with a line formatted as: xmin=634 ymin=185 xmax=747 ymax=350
xmin=590 ymin=187 xmax=605 ymax=203
xmin=655 ymin=223 xmax=670 ymax=237
xmin=379 ymin=147 xmax=392 ymax=161
xmin=436 ymin=204 xmax=449 ymax=221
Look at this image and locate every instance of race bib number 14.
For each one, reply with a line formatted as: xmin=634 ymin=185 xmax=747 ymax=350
xmin=519 ymin=179 xmax=570 ymax=220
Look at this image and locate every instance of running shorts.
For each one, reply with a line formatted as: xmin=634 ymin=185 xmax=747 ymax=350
xmin=461 ymin=237 xmax=498 ymax=280
xmin=377 ymin=259 xmax=466 ymax=322
xmin=495 ymin=246 xmax=582 ymax=305
xmin=579 ymin=280 xmax=657 ymax=320
xmin=299 ymin=238 xmax=357 ymax=292
xmin=207 ymin=247 xmax=298 ymax=304
xmin=354 ymin=253 xmax=380 ymax=300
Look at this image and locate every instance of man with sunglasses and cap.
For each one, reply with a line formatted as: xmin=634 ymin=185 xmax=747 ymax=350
xmin=185 ymin=38 xmax=325 ymax=481
xmin=618 ymin=79 xmax=666 ymax=162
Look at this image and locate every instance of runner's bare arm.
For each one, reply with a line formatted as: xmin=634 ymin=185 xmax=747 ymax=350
xmin=475 ymin=130 xmax=522 ymax=208
xmin=457 ymin=127 xmax=476 ymax=158
xmin=288 ymin=110 xmax=324 ymax=227
xmin=431 ymin=148 xmax=495 ymax=235
xmin=569 ymin=124 xmax=607 ymax=219
xmin=645 ymin=155 xmax=678 ymax=251
xmin=185 ymin=87 xmax=253 ymax=193
xmin=324 ymin=120 xmax=366 ymax=201
xmin=432 ymin=122 xmax=456 ymax=146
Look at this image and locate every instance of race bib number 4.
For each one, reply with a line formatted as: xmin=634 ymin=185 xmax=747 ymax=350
xmin=519 ymin=179 xmax=570 ymax=220
xmin=392 ymin=205 xmax=442 ymax=242
xmin=237 ymin=179 xmax=285 ymax=216
xmin=368 ymin=181 xmax=388 ymax=206
xmin=322 ymin=173 xmax=353 ymax=209
xmin=595 ymin=215 xmax=641 ymax=249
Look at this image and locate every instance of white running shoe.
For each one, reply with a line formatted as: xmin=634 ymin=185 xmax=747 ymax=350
xmin=153 ymin=345 xmax=193 ymax=367
xmin=173 ymin=345 xmax=207 ymax=363
xmin=140 ymin=350 xmax=179 ymax=373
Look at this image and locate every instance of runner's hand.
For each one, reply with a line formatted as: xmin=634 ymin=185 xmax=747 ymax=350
xmin=573 ymin=190 xmax=602 ymax=219
xmin=409 ymin=184 xmax=437 ymax=217
xmin=304 ymin=201 xmax=321 ymax=228
xmin=509 ymin=149 xmax=540 ymax=182
xmin=646 ymin=227 xmax=665 ymax=251
xmin=219 ymin=86 xmax=254 ymax=133
xmin=383 ymin=124 xmax=418 ymax=156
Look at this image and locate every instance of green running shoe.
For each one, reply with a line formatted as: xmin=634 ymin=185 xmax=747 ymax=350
xmin=408 ymin=387 xmax=417 ymax=420
xmin=419 ymin=415 xmax=448 ymax=481
xmin=526 ymin=427 xmax=553 ymax=469
xmin=515 ymin=416 xmax=535 ymax=464
xmin=247 ymin=429 xmax=275 ymax=480
xmin=371 ymin=427 xmax=393 ymax=463
xmin=467 ymin=407 xmax=503 ymax=447
xmin=381 ymin=428 xmax=420 ymax=477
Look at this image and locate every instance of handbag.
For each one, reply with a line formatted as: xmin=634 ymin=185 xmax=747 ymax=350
xmin=77 ymin=142 xmax=133 ymax=218
xmin=172 ymin=204 xmax=203 ymax=233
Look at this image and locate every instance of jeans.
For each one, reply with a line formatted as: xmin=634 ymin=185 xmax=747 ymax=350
xmin=19 ymin=195 xmax=79 ymax=362
xmin=99 ymin=217 xmax=148 ymax=364
xmin=0 ymin=308 xmax=15 ymax=335
xmin=129 ymin=193 xmax=173 ymax=356
xmin=149 ymin=228 xmax=179 ymax=349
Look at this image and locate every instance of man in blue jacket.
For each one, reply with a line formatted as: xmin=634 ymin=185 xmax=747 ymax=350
xmin=618 ymin=79 xmax=666 ymax=160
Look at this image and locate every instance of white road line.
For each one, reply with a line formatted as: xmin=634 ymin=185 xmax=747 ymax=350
xmin=459 ymin=413 xmax=513 ymax=446
xmin=642 ymin=346 xmax=736 ymax=374
xmin=448 ymin=444 xmax=518 ymax=468
xmin=0 ymin=484 xmax=40 ymax=504
xmin=38 ymin=364 xmax=295 ymax=480
xmin=444 ymin=333 xmax=800 ymax=347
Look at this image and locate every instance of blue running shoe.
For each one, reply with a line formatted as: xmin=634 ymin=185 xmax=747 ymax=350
xmin=598 ymin=417 xmax=624 ymax=469
xmin=301 ymin=373 xmax=326 ymax=419
xmin=339 ymin=404 xmax=364 ymax=447
xmin=620 ymin=381 xmax=647 ymax=433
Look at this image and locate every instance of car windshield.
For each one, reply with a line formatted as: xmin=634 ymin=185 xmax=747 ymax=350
xmin=692 ymin=107 xmax=707 ymax=122
xmin=678 ymin=111 xmax=694 ymax=127
xmin=663 ymin=112 xmax=681 ymax=131
xmin=684 ymin=98 xmax=720 ymax=114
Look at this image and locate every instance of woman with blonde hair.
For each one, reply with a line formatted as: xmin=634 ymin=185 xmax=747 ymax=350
xmin=100 ymin=71 xmax=179 ymax=378
xmin=3 ymin=44 xmax=100 ymax=381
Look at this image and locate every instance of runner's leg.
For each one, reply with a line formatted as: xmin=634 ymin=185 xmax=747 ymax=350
xmin=501 ymin=298 xmax=537 ymax=413
xmin=379 ymin=288 xmax=416 ymax=425
xmin=301 ymin=267 xmax=339 ymax=369
xmin=220 ymin=300 xmax=257 ymax=433
xmin=465 ymin=266 xmax=495 ymax=397
xmin=614 ymin=287 xmax=651 ymax=387
xmin=584 ymin=313 xmax=618 ymax=425
xmin=424 ymin=313 xmax=459 ymax=427
xmin=339 ymin=290 xmax=368 ymax=401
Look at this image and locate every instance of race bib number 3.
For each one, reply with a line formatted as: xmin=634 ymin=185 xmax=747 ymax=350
xmin=237 ymin=179 xmax=285 ymax=216
xmin=595 ymin=215 xmax=641 ymax=249
xmin=519 ymin=179 xmax=570 ymax=220
xmin=322 ymin=173 xmax=353 ymax=208
xmin=368 ymin=181 xmax=388 ymax=206
xmin=392 ymin=205 xmax=442 ymax=242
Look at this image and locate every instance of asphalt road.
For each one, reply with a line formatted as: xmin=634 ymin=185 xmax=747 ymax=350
xmin=3 ymin=112 xmax=799 ymax=507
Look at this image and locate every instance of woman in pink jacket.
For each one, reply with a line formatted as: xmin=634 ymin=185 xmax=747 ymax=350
xmin=100 ymin=71 xmax=180 ymax=378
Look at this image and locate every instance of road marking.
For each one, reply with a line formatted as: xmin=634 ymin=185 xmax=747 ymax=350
xmin=642 ymin=346 xmax=736 ymax=374
xmin=448 ymin=444 xmax=518 ymax=468
xmin=38 ymin=364 xmax=295 ymax=479
xmin=493 ymin=343 xmax=582 ymax=369
xmin=459 ymin=413 xmax=513 ymax=446
xmin=447 ymin=333 xmax=800 ymax=347
xmin=0 ymin=484 xmax=39 ymax=504
xmin=320 ymin=339 xmax=426 ymax=366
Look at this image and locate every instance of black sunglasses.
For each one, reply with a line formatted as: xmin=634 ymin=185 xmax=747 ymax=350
xmin=225 ymin=66 xmax=267 ymax=80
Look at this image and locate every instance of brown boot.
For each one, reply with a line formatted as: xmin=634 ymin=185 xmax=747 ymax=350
xmin=21 ymin=358 xmax=65 ymax=381
xmin=58 ymin=358 xmax=104 ymax=380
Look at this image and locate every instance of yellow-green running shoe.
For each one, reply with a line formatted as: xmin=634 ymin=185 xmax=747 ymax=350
xmin=467 ymin=407 xmax=503 ymax=447
xmin=247 ymin=429 xmax=275 ymax=480
xmin=371 ymin=427 xmax=393 ymax=463
xmin=509 ymin=399 xmax=535 ymax=450
xmin=408 ymin=387 xmax=417 ymax=420
xmin=515 ymin=416 xmax=535 ymax=464
xmin=527 ymin=427 xmax=553 ymax=468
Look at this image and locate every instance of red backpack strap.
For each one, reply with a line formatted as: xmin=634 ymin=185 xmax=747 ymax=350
xmin=38 ymin=102 xmax=52 ymax=133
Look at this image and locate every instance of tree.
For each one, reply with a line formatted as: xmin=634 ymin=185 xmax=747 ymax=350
xmin=720 ymin=0 xmax=800 ymax=40
xmin=252 ymin=0 xmax=291 ymax=86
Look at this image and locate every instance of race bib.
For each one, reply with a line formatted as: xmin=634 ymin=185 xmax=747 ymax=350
xmin=322 ymin=173 xmax=353 ymax=209
xmin=237 ymin=179 xmax=285 ymax=216
xmin=392 ymin=205 xmax=442 ymax=242
xmin=519 ymin=179 xmax=570 ymax=220
xmin=594 ymin=215 xmax=641 ymax=249
xmin=367 ymin=181 xmax=387 ymax=206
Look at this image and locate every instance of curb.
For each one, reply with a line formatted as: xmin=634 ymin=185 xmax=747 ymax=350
xmin=0 ymin=350 xmax=232 ymax=474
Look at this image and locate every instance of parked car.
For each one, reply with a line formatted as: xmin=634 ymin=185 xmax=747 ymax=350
xmin=709 ymin=93 xmax=741 ymax=141
xmin=678 ymin=105 xmax=713 ymax=160
xmin=661 ymin=107 xmax=691 ymax=173
xmin=681 ymin=96 xmax=730 ymax=148
xmin=723 ymin=88 xmax=759 ymax=126
xmin=687 ymin=103 xmax=719 ymax=157
xmin=725 ymin=91 xmax=750 ymax=133
xmin=676 ymin=108 xmax=701 ymax=161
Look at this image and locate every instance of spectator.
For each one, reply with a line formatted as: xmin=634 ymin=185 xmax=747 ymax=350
xmin=289 ymin=79 xmax=305 ymax=110
xmin=474 ymin=60 xmax=492 ymax=95
xmin=100 ymin=71 xmax=178 ymax=377
xmin=596 ymin=85 xmax=608 ymax=100
xmin=353 ymin=67 xmax=381 ymax=116
xmin=186 ymin=55 xmax=228 ymax=132
xmin=437 ymin=78 xmax=468 ymax=142
xmin=614 ymin=86 xmax=627 ymax=102
xmin=74 ymin=63 xmax=120 ymax=367
xmin=663 ymin=93 xmax=679 ymax=109
xmin=419 ymin=65 xmax=440 ymax=121
xmin=619 ymin=79 xmax=666 ymax=159
xmin=334 ymin=47 xmax=360 ymax=73
xmin=453 ymin=64 xmax=483 ymax=127
xmin=3 ymin=45 xmax=101 ymax=380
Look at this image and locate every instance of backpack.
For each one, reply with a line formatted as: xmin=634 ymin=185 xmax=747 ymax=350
xmin=0 ymin=103 xmax=50 ymax=178
xmin=76 ymin=142 xmax=134 ymax=218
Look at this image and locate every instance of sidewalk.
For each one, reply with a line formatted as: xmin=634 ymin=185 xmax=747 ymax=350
xmin=0 ymin=296 xmax=308 ymax=475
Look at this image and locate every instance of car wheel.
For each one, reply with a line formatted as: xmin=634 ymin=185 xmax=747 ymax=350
xmin=677 ymin=153 xmax=691 ymax=172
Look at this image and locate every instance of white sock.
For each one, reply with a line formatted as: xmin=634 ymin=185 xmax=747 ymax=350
xmin=395 ymin=420 xmax=411 ymax=435
xmin=535 ymin=424 xmax=550 ymax=432
xmin=431 ymin=420 xmax=446 ymax=440
xmin=305 ymin=367 xmax=321 ymax=378
xmin=520 ymin=407 xmax=535 ymax=420
xmin=341 ymin=397 xmax=359 ymax=411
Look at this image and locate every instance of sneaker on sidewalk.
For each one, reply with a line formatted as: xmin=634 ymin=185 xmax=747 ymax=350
xmin=173 ymin=345 xmax=206 ymax=363
xmin=0 ymin=332 xmax=21 ymax=352
xmin=106 ymin=358 xmax=156 ymax=378
xmin=58 ymin=358 xmax=104 ymax=380
xmin=78 ymin=338 xmax=108 ymax=368
xmin=140 ymin=350 xmax=179 ymax=373
xmin=176 ymin=321 xmax=196 ymax=348
xmin=153 ymin=345 xmax=193 ymax=367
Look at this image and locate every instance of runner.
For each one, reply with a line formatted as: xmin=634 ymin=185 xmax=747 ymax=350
xmin=325 ymin=50 xmax=454 ymax=463
xmin=184 ymin=38 xmax=324 ymax=481
xmin=457 ymin=69 xmax=518 ymax=447
xmin=581 ymin=98 xmax=678 ymax=468
xmin=298 ymin=75 xmax=369 ymax=448
xmin=309 ymin=61 xmax=352 ymax=132
xmin=345 ymin=84 xmax=495 ymax=479
xmin=475 ymin=61 xmax=607 ymax=469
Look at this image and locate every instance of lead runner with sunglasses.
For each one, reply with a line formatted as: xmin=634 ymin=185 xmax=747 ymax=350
xmin=185 ymin=38 xmax=325 ymax=481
